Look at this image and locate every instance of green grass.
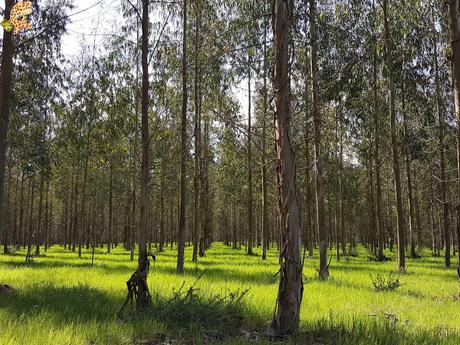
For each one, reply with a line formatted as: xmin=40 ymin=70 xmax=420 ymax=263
xmin=0 ymin=243 xmax=459 ymax=344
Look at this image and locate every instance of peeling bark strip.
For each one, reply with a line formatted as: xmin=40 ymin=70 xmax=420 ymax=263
xmin=269 ymin=0 xmax=303 ymax=336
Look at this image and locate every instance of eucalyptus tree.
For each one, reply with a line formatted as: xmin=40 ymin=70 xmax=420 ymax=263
xmin=309 ymin=0 xmax=329 ymax=279
xmin=450 ymin=0 xmax=460 ymax=277
xmin=383 ymin=0 xmax=405 ymax=271
xmin=431 ymin=8 xmax=450 ymax=268
xmin=177 ymin=0 xmax=188 ymax=274
xmin=270 ymin=0 xmax=303 ymax=335
xmin=191 ymin=0 xmax=202 ymax=262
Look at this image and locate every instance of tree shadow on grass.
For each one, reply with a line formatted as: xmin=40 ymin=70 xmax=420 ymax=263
xmin=0 ymin=258 xmax=137 ymax=273
xmin=152 ymin=265 xmax=278 ymax=286
xmin=0 ymin=283 xmax=119 ymax=323
xmin=289 ymin=318 xmax=460 ymax=345
xmin=0 ymin=281 xmax=458 ymax=345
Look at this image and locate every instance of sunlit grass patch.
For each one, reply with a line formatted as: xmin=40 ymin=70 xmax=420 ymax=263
xmin=0 ymin=243 xmax=459 ymax=344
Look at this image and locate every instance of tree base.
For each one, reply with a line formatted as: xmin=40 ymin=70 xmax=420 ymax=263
xmin=118 ymin=268 xmax=151 ymax=318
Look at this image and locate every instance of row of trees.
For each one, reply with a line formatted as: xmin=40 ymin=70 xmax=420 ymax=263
xmin=2 ymin=0 xmax=460 ymax=334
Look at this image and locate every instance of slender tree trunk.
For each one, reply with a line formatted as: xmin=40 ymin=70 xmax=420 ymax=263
xmin=368 ymin=157 xmax=376 ymax=254
xmin=17 ymin=170 xmax=25 ymax=248
xmin=402 ymin=83 xmax=416 ymax=259
xmin=27 ymin=179 xmax=35 ymax=254
xmin=372 ymin=22 xmax=384 ymax=259
xmin=261 ymin=5 xmax=268 ymax=260
xmin=108 ymin=163 xmax=113 ymax=253
xmin=12 ymin=170 xmax=20 ymax=248
xmin=192 ymin=0 xmax=201 ymax=262
xmin=3 ymin=154 xmax=12 ymax=253
xmin=72 ymin=155 xmax=81 ymax=253
xmin=44 ymin=181 xmax=49 ymax=252
xmin=414 ymin=171 xmax=421 ymax=249
xmin=177 ymin=0 xmax=188 ymax=273
xmin=199 ymin=118 xmax=209 ymax=256
xmin=383 ymin=0 xmax=405 ymax=271
xmin=430 ymin=178 xmax=438 ymax=255
xmin=232 ymin=198 xmax=237 ymax=249
xmin=450 ymin=0 xmax=460 ymax=278
xmin=0 ymin=0 xmax=14 ymax=247
xmin=79 ymin=136 xmax=90 ymax=258
xmin=134 ymin=0 xmax=152 ymax=309
xmin=338 ymin=110 xmax=346 ymax=257
xmin=169 ymin=196 xmax=174 ymax=249
xmin=434 ymin=27 xmax=450 ymax=267
xmin=159 ymin=181 xmax=164 ymax=252
xmin=23 ymin=177 xmax=32 ymax=249
xmin=310 ymin=0 xmax=328 ymax=279
xmin=303 ymin=119 xmax=313 ymax=258
xmin=35 ymin=175 xmax=44 ymax=256
xmin=270 ymin=0 xmax=303 ymax=335
xmin=130 ymin=178 xmax=136 ymax=261
xmin=247 ymin=64 xmax=254 ymax=255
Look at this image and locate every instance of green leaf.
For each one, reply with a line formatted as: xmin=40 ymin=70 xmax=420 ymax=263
xmin=1 ymin=19 xmax=13 ymax=32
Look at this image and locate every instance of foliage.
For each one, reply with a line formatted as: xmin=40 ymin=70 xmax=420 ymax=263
xmin=370 ymin=272 xmax=401 ymax=292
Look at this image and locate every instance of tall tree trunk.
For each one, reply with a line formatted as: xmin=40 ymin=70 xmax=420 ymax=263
xmin=130 ymin=179 xmax=135 ymax=261
xmin=338 ymin=109 xmax=346 ymax=257
xmin=199 ymin=117 xmax=209 ymax=256
xmin=199 ymin=117 xmax=210 ymax=257
xmin=159 ymin=182 xmax=164 ymax=252
xmin=383 ymin=0 xmax=405 ymax=271
xmin=368 ymin=157 xmax=376 ymax=254
xmin=79 ymin=136 xmax=90 ymax=258
xmin=261 ymin=4 xmax=268 ymax=260
xmin=0 ymin=0 xmax=14 ymax=247
xmin=310 ymin=0 xmax=328 ymax=279
xmin=134 ymin=0 xmax=152 ymax=309
xmin=449 ymin=0 xmax=460 ymax=278
xmin=413 ymin=171 xmax=421 ymax=249
xmin=177 ymin=0 xmax=188 ymax=273
xmin=270 ymin=0 xmax=303 ymax=335
xmin=12 ymin=171 xmax=20 ymax=248
xmin=72 ymin=153 xmax=81 ymax=253
xmin=27 ymin=179 xmax=35 ymax=255
xmin=192 ymin=0 xmax=201 ymax=262
xmin=36 ymin=175 xmax=44 ymax=256
xmin=17 ymin=170 xmax=25 ymax=248
xmin=232 ymin=198 xmax=237 ymax=249
xmin=434 ymin=27 xmax=450 ymax=267
xmin=402 ymin=83 xmax=416 ymax=259
xmin=169 ymin=196 xmax=174 ymax=249
xmin=44 ymin=182 xmax=50 ymax=252
xmin=3 ymin=153 xmax=12 ymax=253
xmin=247 ymin=64 xmax=253 ymax=255
xmin=372 ymin=8 xmax=384 ymax=259
xmin=108 ymin=163 xmax=113 ymax=253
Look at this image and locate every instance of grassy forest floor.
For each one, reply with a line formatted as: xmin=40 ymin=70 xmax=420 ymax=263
xmin=0 ymin=243 xmax=459 ymax=345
